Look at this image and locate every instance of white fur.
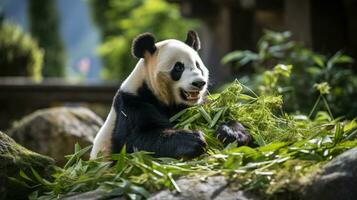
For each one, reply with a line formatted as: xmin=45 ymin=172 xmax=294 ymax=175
xmin=120 ymin=59 xmax=146 ymax=94
xmin=90 ymin=107 xmax=116 ymax=159
xmin=156 ymin=40 xmax=209 ymax=105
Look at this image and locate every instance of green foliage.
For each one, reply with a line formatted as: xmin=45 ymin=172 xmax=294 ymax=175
xmin=0 ymin=22 xmax=43 ymax=80
xmin=28 ymin=0 xmax=66 ymax=77
xmin=88 ymin=0 xmax=198 ymax=81
xmin=222 ymin=30 xmax=356 ymax=118
xmin=17 ymin=81 xmax=357 ymax=199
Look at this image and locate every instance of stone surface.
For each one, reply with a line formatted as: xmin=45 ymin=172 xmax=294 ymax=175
xmin=61 ymin=189 xmax=125 ymax=200
xmin=8 ymin=107 xmax=103 ymax=165
xmin=0 ymin=131 xmax=54 ymax=200
xmin=300 ymin=147 xmax=357 ymax=200
xmin=149 ymin=176 xmax=259 ymax=200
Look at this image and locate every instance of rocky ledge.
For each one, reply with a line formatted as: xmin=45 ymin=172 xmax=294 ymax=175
xmin=0 ymin=131 xmax=54 ymax=200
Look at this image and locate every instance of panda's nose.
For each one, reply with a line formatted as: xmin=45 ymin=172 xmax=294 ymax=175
xmin=192 ymin=80 xmax=206 ymax=89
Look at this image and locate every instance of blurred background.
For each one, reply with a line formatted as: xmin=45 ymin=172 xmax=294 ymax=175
xmin=1 ymin=0 xmax=357 ymax=133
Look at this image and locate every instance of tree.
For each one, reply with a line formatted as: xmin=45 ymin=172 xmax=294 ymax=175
xmin=88 ymin=0 xmax=198 ymax=80
xmin=28 ymin=0 xmax=66 ymax=77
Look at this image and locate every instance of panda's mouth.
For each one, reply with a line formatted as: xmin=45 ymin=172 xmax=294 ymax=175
xmin=180 ymin=88 xmax=200 ymax=101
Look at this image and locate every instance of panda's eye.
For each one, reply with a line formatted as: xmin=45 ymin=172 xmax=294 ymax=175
xmin=174 ymin=62 xmax=184 ymax=72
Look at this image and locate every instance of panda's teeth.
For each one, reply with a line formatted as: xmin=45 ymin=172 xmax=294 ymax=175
xmin=187 ymin=91 xmax=199 ymax=99
xmin=182 ymin=89 xmax=200 ymax=100
xmin=184 ymin=91 xmax=190 ymax=97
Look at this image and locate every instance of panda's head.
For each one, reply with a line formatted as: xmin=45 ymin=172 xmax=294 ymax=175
xmin=131 ymin=30 xmax=209 ymax=106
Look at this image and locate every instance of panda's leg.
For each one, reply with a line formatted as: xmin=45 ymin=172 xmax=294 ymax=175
xmin=90 ymin=107 xmax=117 ymax=159
xmin=125 ymin=128 xmax=207 ymax=159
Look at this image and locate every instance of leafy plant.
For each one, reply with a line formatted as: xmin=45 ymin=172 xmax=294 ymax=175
xmin=17 ymin=81 xmax=357 ymax=199
xmin=0 ymin=21 xmax=43 ymax=80
xmin=222 ymin=30 xmax=356 ymax=118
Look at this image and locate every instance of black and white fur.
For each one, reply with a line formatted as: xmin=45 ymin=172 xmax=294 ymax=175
xmin=90 ymin=31 xmax=252 ymax=159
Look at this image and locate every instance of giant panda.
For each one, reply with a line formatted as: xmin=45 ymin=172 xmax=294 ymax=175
xmin=90 ymin=30 xmax=252 ymax=160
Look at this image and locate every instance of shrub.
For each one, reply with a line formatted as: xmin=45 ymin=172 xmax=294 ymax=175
xmin=222 ymin=30 xmax=357 ymax=118
xmin=0 ymin=22 xmax=43 ymax=80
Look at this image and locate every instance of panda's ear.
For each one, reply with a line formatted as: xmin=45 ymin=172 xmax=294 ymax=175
xmin=131 ymin=33 xmax=157 ymax=59
xmin=185 ymin=30 xmax=201 ymax=51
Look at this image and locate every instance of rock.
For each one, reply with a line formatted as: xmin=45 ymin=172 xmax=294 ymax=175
xmin=300 ymin=147 xmax=357 ymax=200
xmin=61 ymin=189 xmax=125 ymax=200
xmin=8 ymin=107 xmax=103 ymax=165
xmin=149 ymin=176 xmax=259 ymax=200
xmin=0 ymin=131 xmax=54 ymax=200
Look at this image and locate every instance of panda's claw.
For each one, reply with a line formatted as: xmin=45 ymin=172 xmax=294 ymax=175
xmin=215 ymin=120 xmax=254 ymax=147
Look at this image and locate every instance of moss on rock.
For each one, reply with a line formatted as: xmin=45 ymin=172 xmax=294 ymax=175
xmin=0 ymin=131 xmax=54 ymax=200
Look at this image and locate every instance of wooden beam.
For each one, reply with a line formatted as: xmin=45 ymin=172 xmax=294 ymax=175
xmin=0 ymin=78 xmax=119 ymax=130
xmin=0 ymin=78 xmax=118 ymax=103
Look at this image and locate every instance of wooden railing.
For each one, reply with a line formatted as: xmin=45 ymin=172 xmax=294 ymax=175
xmin=0 ymin=78 xmax=119 ymax=130
xmin=0 ymin=78 xmax=119 ymax=103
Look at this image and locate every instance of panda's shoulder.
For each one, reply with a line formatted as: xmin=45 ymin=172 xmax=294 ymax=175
xmin=114 ymin=82 xmax=164 ymax=113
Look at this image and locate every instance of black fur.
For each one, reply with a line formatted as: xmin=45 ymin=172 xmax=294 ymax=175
xmin=185 ymin=30 xmax=201 ymax=51
xmin=170 ymin=62 xmax=185 ymax=81
xmin=111 ymin=82 xmax=206 ymax=159
xmin=132 ymin=33 xmax=157 ymax=58
xmin=215 ymin=120 xmax=255 ymax=147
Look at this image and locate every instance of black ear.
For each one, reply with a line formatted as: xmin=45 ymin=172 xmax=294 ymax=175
xmin=185 ymin=30 xmax=201 ymax=51
xmin=131 ymin=33 xmax=157 ymax=58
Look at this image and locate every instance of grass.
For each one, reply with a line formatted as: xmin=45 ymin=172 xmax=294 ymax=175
xmin=17 ymin=80 xmax=357 ymax=200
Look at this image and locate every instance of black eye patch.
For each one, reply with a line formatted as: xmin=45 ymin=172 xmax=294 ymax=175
xmin=170 ymin=62 xmax=185 ymax=81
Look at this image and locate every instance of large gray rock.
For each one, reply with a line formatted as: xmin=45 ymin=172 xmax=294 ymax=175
xmin=0 ymin=131 xmax=54 ymax=200
xmin=149 ymin=176 xmax=259 ymax=200
xmin=8 ymin=107 xmax=103 ymax=165
xmin=300 ymin=147 xmax=357 ymax=200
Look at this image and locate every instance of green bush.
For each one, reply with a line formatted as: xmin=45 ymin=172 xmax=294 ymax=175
xmin=0 ymin=22 xmax=43 ymax=80
xmin=89 ymin=0 xmax=198 ymax=81
xmin=222 ymin=30 xmax=357 ymax=118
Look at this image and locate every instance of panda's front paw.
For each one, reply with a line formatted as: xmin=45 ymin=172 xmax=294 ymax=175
xmin=215 ymin=120 xmax=253 ymax=147
xmin=172 ymin=130 xmax=207 ymax=159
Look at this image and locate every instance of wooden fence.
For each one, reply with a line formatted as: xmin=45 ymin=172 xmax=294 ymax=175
xmin=0 ymin=78 xmax=119 ymax=130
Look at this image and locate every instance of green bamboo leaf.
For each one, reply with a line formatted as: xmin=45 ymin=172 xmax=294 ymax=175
xmin=198 ymin=106 xmax=212 ymax=123
xmin=130 ymin=185 xmax=151 ymax=198
xmin=168 ymin=172 xmax=181 ymax=192
xmin=209 ymin=108 xmax=224 ymax=128
xmin=64 ymin=144 xmax=92 ymax=169
xmin=177 ymin=113 xmax=201 ymax=127
xmin=345 ymin=127 xmax=357 ymax=141
xmin=30 ymin=167 xmax=54 ymax=186
xmin=114 ymin=145 xmax=127 ymax=172
xmin=8 ymin=177 xmax=32 ymax=188
xmin=19 ymin=170 xmax=33 ymax=182
xmin=334 ymin=123 xmax=343 ymax=144
xmin=169 ymin=109 xmax=188 ymax=123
